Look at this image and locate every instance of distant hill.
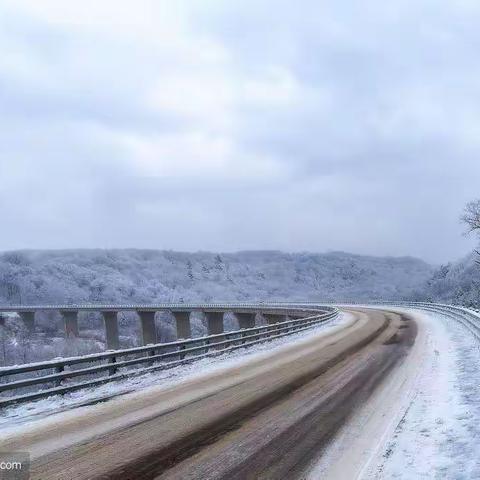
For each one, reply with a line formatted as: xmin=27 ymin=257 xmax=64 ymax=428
xmin=414 ymin=251 xmax=480 ymax=307
xmin=0 ymin=249 xmax=434 ymax=305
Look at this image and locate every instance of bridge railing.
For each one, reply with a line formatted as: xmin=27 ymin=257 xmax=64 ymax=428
xmin=0 ymin=307 xmax=338 ymax=408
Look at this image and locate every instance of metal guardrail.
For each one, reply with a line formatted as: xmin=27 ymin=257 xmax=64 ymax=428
xmin=298 ymin=300 xmax=480 ymax=345
xmin=379 ymin=301 xmax=480 ymax=340
xmin=0 ymin=306 xmax=338 ymax=408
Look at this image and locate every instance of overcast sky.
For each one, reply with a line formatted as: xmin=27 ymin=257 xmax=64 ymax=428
xmin=1 ymin=0 xmax=479 ymax=264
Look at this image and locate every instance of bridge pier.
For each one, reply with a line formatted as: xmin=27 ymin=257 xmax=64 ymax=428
xmin=138 ymin=311 xmax=157 ymax=345
xmin=61 ymin=311 xmax=79 ymax=338
xmin=205 ymin=312 xmax=224 ymax=335
xmin=235 ymin=312 xmax=256 ymax=329
xmin=102 ymin=311 xmax=120 ymax=350
xmin=173 ymin=311 xmax=191 ymax=339
xmin=19 ymin=312 xmax=35 ymax=333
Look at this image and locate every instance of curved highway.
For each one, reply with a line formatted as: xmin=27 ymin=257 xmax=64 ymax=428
xmin=0 ymin=308 xmax=417 ymax=480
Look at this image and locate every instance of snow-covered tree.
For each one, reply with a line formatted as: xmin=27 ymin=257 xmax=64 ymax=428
xmin=462 ymin=199 xmax=480 ymax=264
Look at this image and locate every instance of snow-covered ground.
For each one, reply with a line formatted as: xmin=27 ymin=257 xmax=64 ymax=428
xmin=0 ymin=312 xmax=349 ymax=430
xmin=365 ymin=307 xmax=480 ymax=479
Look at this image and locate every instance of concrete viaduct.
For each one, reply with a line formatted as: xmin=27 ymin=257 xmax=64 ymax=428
xmin=0 ymin=304 xmax=312 ymax=350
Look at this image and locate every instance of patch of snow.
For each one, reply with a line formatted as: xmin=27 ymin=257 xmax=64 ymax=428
xmin=366 ymin=307 xmax=480 ymax=479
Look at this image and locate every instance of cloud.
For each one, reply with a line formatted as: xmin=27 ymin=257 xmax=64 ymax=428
xmin=0 ymin=0 xmax=479 ymax=262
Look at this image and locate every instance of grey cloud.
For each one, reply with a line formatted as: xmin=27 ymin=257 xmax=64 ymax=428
xmin=0 ymin=0 xmax=479 ymax=262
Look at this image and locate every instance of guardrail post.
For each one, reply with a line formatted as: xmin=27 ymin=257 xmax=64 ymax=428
xmin=102 ymin=311 xmax=120 ymax=350
xmin=284 ymin=315 xmax=292 ymax=332
xmin=173 ymin=311 xmax=192 ymax=339
xmin=138 ymin=311 xmax=157 ymax=346
xmin=61 ymin=310 xmax=79 ymax=338
xmin=148 ymin=348 xmax=155 ymax=366
xmin=54 ymin=364 xmax=64 ymax=387
xmin=108 ymin=355 xmax=117 ymax=375
xmin=179 ymin=344 xmax=186 ymax=360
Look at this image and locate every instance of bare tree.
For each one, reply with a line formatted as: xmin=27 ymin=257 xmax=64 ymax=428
xmin=461 ymin=199 xmax=480 ymax=264
xmin=462 ymin=200 xmax=480 ymax=232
